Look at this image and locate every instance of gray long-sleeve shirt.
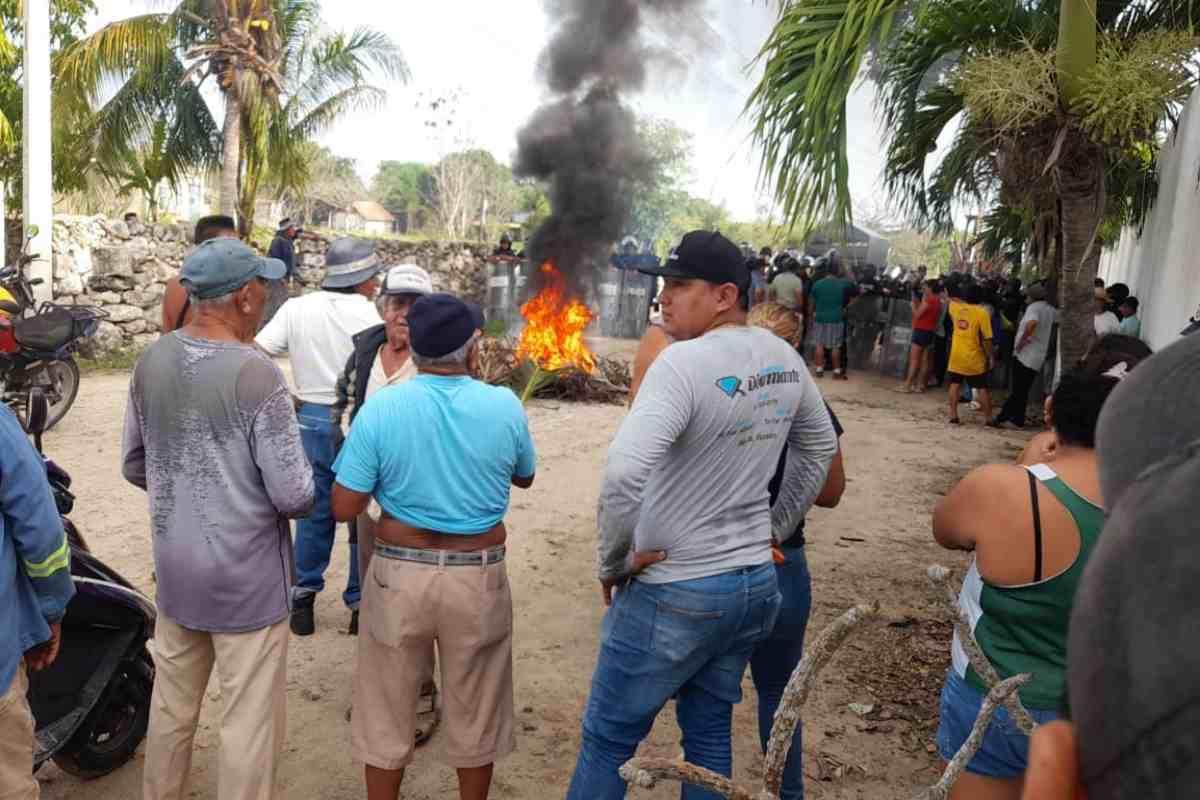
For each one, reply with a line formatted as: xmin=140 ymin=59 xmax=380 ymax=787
xmin=598 ymin=325 xmax=837 ymax=583
xmin=122 ymin=334 xmax=314 ymax=632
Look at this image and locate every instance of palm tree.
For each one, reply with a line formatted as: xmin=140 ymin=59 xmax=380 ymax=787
xmin=747 ymin=0 xmax=1199 ymax=366
xmin=0 ymin=25 xmax=15 ymax=156
xmin=237 ymin=5 xmax=404 ymax=235
xmin=58 ymin=0 xmax=405 ymax=227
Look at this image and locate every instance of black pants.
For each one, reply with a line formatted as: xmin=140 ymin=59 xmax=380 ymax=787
xmin=933 ymin=335 xmax=949 ymax=387
xmin=998 ymin=359 xmax=1038 ymax=426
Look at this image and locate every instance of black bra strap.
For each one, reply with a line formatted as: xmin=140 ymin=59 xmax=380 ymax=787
xmin=1028 ymin=470 xmax=1043 ymax=583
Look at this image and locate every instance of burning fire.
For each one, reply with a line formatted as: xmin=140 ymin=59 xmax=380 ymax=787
xmin=517 ymin=263 xmax=596 ymax=374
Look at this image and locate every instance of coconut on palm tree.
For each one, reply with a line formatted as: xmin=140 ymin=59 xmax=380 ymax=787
xmin=58 ymin=0 xmax=406 ymax=229
xmin=747 ymin=0 xmax=1198 ymax=366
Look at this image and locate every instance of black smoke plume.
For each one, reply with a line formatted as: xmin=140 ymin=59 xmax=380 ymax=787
xmin=515 ymin=0 xmax=703 ymax=293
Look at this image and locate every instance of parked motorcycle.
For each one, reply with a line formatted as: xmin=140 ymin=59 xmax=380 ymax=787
xmin=23 ymin=388 xmax=157 ymax=779
xmin=1 ymin=226 xmax=107 ymax=431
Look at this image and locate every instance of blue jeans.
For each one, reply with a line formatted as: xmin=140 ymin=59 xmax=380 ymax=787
xmin=748 ymin=547 xmax=813 ymax=800
xmin=566 ymin=564 xmax=782 ymax=800
xmin=936 ymin=670 xmax=1059 ymax=779
xmin=294 ymin=403 xmax=360 ymax=609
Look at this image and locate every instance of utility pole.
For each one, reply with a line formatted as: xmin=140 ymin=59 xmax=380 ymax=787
xmin=23 ymin=0 xmax=53 ymax=302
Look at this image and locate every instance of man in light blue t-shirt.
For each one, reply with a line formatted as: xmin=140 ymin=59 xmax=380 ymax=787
xmin=331 ymin=294 xmax=535 ymax=800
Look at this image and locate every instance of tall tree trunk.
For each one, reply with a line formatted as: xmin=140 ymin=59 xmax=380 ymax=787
xmin=220 ymin=89 xmax=242 ymax=225
xmin=1055 ymin=133 xmax=1106 ymax=370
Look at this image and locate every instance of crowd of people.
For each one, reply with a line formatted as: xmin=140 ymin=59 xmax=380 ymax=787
xmin=0 ymin=221 xmax=1194 ymax=800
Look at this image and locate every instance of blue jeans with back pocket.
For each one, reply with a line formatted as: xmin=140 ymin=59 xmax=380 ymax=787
xmin=294 ymin=402 xmax=360 ymax=609
xmin=565 ymin=563 xmax=782 ymax=800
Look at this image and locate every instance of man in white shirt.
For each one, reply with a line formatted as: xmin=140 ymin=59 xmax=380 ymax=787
xmin=1093 ymin=287 xmax=1121 ymax=338
xmin=256 ymin=237 xmax=383 ymax=636
xmin=995 ymin=281 xmax=1057 ymax=429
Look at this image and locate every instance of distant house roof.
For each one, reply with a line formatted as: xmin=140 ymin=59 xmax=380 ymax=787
xmin=349 ymin=200 xmax=395 ymax=223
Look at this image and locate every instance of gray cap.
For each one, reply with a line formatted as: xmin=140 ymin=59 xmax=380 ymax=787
xmin=1070 ymin=333 xmax=1200 ymax=798
xmin=181 ymin=238 xmax=286 ymax=300
xmin=322 ymin=238 xmax=381 ymax=289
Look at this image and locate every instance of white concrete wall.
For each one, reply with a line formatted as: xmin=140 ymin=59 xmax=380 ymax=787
xmin=1098 ymin=85 xmax=1200 ymax=351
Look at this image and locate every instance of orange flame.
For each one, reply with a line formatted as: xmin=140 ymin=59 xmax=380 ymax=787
xmin=517 ymin=263 xmax=597 ymax=374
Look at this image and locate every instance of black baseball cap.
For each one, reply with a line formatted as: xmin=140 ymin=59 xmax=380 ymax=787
xmin=640 ymin=230 xmax=749 ymax=291
xmin=408 ymin=293 xmax=485 ymax=359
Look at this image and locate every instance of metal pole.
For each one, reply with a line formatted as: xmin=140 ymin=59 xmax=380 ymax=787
xmin=23 ymin=0 xmax=53 ymax=302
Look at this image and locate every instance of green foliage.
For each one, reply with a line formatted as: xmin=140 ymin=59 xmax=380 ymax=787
xmin=628 ymin=117 xmax=695 ymax=243
xmin=78 ymin=345 xmax=145 ymax=373
xmin=0 ymin=0 xmax=97 ymax=207
xmin=56 ymin=0 xmax=405 ymax=229
xmin=745 ymin=0 xmax=907 ymax=234
xmin=1076 ymin=30 xmax=1200 ymax=145
xmin=372 ymin=161 xmax=432 ymax=218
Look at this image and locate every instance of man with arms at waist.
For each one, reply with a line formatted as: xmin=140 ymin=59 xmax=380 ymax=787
xmin=123 ymin=239 xmax=314 ymax=800
xmin=566 ymin=230 xmax=838 ymax=800
xmin=332 ymin=294 xmax=535 ymax=800
xmin=256 ymin=238 xmax=383 ymax=636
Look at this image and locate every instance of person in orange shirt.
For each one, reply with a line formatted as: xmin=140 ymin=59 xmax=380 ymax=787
xmin=946 ymin=283 xmax=995 ymax=426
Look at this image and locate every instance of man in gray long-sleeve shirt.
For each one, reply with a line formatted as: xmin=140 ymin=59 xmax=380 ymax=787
xmin=566 ymin=231 xmax=837 ymax=799
xmin=122 ymin=238 xmax=314 ymax=800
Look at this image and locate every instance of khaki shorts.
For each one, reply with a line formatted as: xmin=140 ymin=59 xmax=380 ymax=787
xmin=353 ymin=548 xmax=514 ymax=770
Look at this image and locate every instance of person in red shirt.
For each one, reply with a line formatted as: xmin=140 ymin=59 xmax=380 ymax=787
xmin=900 ymin=279 xmax=943 ymax=393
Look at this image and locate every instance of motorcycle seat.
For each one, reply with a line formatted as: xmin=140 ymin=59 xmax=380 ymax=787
xmin=14 ymin=308 xmax=75 ymax=352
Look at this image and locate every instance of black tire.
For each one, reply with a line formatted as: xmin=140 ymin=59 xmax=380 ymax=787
xmin=52 ymin=652 xmax=153 ymax=780
xmin=38 ymin=359 xmax=81 ymax=432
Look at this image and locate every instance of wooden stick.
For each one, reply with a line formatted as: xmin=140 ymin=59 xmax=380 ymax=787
xmin=926 ymin=565 xmax=1038 ymax=735
xmin=619 ymin=758 xmax=771 ymax=800
xmin=912 ymin=674 xmax=1031 ymax=800
xmin=761 ymin=601 xmax=880 ymax=798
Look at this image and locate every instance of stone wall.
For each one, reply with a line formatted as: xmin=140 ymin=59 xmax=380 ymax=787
xmin=42 ymin=215 xmax=491 ymax=354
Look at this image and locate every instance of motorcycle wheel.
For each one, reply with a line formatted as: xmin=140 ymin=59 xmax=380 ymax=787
xmin=28 ymin=359 xmax=80 ymax=432
xmin=52 ymin=652 xmax=153 ymax=780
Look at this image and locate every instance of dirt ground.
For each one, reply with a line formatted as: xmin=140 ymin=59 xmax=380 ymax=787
xmin=35 ymin=344 xmax=1029 ymax=800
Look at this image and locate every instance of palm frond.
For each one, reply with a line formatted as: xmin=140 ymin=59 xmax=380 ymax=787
xmin=55 ymin=14 xmax=177 ymax=104
xmin=924 ymin=118 xmax=997 ymax=231
xmin=745 ymin=0 xmax=907 ymax=234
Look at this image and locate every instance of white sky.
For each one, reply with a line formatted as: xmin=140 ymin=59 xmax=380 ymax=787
xmin=88 ymin=1 xmax=898 ymax=221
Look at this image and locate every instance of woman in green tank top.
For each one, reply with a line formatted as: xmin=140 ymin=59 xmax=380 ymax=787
xmin=930 ymin=370 xmax=1121 ymax=800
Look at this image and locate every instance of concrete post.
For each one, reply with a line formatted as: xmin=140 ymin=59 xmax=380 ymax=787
xmin=23 ymin=0 xmax=53 ymax=302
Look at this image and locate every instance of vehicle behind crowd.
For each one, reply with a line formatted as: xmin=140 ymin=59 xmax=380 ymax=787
xmin=0 ymin=226 xmax=106 ymax=430
xmin=23 ymin=388 xmax=157 ymax=779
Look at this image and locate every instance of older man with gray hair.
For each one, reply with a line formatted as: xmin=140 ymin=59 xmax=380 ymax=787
xmin=257 ymin=238 xmax=383 ymax=636
xmin=123 ymin=238 xmax=314 ymax=800
xmin=331 ymin=293 xmax=535 ymax=800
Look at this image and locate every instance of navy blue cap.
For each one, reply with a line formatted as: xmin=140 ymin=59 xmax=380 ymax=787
xmin=639 ymin=230 xmax=748 ymax=291
xmin=408 ymin=294 xmax=485 ymax=358
xmin=181 ymin=238 xmax=287 ymax=300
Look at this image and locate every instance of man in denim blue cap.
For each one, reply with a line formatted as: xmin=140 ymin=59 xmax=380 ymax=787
xmin=257 ymin=237 xmax=383 ymax=636
xmin=331 ymin=294 xmax=535 ymax=800
xmin=123 ymin=237 xmax=313 ymax=800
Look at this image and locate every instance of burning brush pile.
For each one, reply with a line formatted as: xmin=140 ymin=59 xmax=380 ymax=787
xmin=475 ymin=0 xmax=704 ymax=404
xmin=478 ymin=264 xmax=630 ymax=404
